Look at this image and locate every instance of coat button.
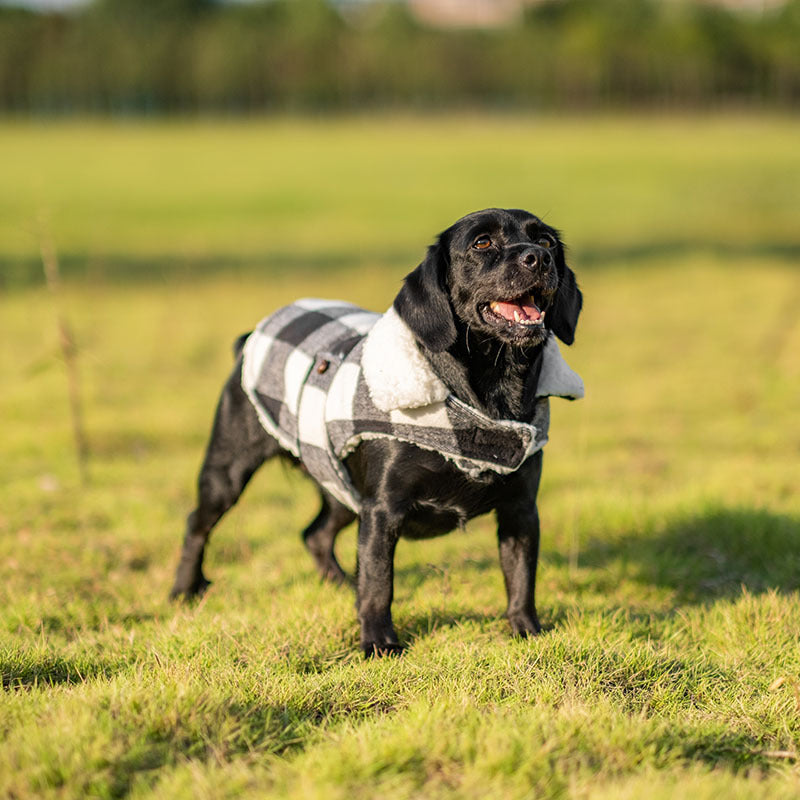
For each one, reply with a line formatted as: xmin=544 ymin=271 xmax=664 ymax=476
xmin=317 ymin=359 xmax=330 ymax=374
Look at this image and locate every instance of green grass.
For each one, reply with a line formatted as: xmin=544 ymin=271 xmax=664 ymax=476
xmin=2 ymin=113 xmax=799 ymax=283
xmin=1 ymin=114 xmax=799 ymax=799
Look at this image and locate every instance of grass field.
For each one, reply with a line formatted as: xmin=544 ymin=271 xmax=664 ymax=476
xmin=1 ymin=114 xmax=799 ymax=799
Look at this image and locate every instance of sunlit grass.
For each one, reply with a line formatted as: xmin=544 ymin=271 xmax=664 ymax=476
xmin=1 ymin=114 xmax=798 ymax=274
xmin=1 ymin=115 xmax=799 ymax=798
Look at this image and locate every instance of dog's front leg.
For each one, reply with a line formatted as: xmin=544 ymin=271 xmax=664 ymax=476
xmin=497 ymin=506 xmax=542 ymax=636
xmin=356 ymin=502 xmax=403 ymax=657
xmin=495 ymin=455 xmax=544 ymax=637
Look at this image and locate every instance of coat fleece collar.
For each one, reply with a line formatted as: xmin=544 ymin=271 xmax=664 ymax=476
xmin=361 ymin=305 xmax=584 ymax=414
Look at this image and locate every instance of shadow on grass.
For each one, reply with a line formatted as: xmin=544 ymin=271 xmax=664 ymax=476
xmin=3 ymin=238 xmax=799 ymax=289
xmin=393 ymin=556 xmax=497 ymax=588
xmin=291 ymin=507 xmax=800 ymax=645
xmin=35 ymin=610 xmax=159 ymax=635
xmin=652 ymin=723 xmax=799 ymax=771
xmin=393 ymin=508 xmax=800 ymax=635
xmin=572 ymin=506 xmax=800 ymax=602
xmin=0 ymin=250 xmax=414 ymax=290
xmin=576 ymin=238 xmax=800 ymax=268
xmin=1 ymin=652 xmax=124 ymax=690
xmin=78 ymin=697 xmax=353 ymax=799
xmin=399 ymin=608 xmax=498 ymax=642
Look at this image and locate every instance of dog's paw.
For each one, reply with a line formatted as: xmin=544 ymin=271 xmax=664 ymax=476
xmin=362 ymin=641 xmax=405 ymax=659
xmin=169 ymin=575 xmax=212 ymax=602
xmin=508 ymin=611 xmax=542 ymax=637
xmin=318 ymin=562 xmax=349 ymax=585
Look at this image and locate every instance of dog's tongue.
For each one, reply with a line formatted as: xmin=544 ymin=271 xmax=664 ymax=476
xmin=493 ymin=297 xmax=542 ymax=322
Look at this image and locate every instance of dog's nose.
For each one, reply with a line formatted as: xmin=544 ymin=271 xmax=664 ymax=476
xmin=520 ymin=247 xmax=552 ymax=270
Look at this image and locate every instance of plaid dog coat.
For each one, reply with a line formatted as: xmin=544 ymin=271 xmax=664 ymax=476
xmin=241 ymin=298 xmax=584 ymax=513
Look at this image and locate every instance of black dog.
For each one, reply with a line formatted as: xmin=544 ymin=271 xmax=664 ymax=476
xmin=171 ymin=208 xmax=582 ymax=656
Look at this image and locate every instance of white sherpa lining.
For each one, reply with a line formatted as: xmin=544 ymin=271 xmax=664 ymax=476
xmin=362 ymin=306 xmax=450 ymax=412
xmin=537 ymin=337 xmax=584 ymax=400
xmin=362 ymin=305 xmax=584 ymax=412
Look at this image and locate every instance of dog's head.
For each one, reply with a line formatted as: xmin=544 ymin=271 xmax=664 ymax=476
xmin=395 ymin=208 xmax=582 ymax=353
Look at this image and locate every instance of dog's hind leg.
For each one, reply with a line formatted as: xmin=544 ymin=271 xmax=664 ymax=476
xmin=302 ymin=490 xmax=356 ymax=584
xmin=170 ymin=370 xmax=279 ymax=600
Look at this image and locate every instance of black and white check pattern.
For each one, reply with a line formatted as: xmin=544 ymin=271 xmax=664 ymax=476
xmin=241 ymin=299 xmax=558 ymax=513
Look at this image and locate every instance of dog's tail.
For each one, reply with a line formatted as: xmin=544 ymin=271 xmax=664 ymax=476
xmin=232 ymin=332 xmax=251 ymax=359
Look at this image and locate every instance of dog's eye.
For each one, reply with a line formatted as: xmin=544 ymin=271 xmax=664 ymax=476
xmin=473 ymin=236 xmax=492 ymax=250
xmin=537 ymin=236 xmax=555 ymax=248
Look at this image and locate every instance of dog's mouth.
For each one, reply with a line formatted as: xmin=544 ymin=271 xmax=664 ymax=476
xmin=480 ymin=292 xmax=547 ymax=329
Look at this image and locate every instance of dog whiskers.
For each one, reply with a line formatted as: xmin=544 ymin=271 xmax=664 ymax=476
xmin=493 ymin=341 xmax=506 ymax=369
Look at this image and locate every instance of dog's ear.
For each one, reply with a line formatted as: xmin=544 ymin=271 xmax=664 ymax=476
xmin=549 ymin=259 xmax=582 ymax=346
xmin=394 ymin=241 xmax=457 ymax=353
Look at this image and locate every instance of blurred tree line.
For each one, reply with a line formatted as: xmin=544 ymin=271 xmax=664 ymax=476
xmin=1 ymin=0 xmax=798 ymax=113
